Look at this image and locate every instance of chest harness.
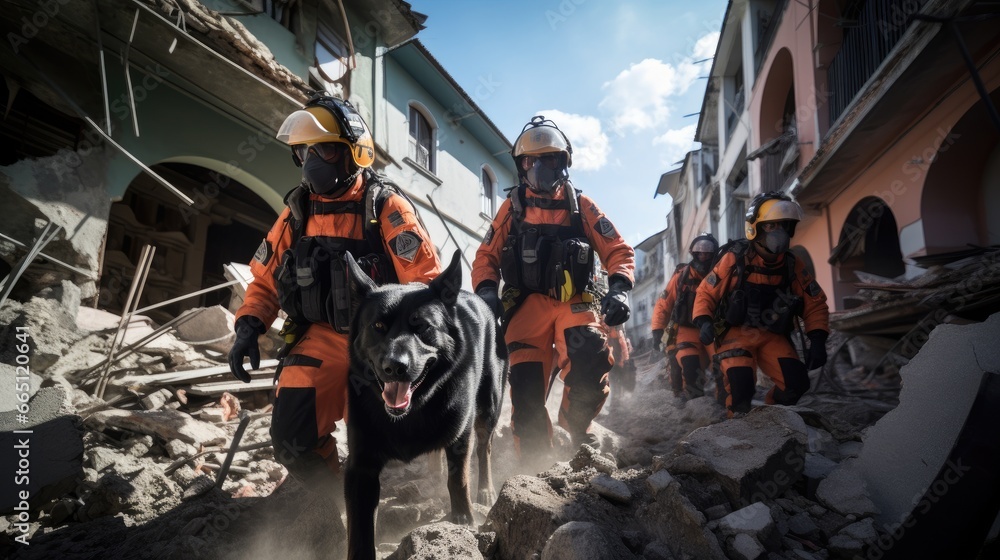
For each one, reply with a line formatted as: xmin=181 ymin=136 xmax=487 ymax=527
xmin=274 ymin=170 xmax=399 ymax=334
xmin=670 ymin=264 xmax=702 ymax=328
xmin=498 ymin=185 xmax=596 ymax=303
xmin=714 ymin=239 xmax=803 ymax=336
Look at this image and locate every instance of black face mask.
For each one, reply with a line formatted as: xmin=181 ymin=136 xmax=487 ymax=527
xmin=691 ymin=258 xmax=712 ymax=275
xmin=524 ymin=155 xmax=569 ymax=194
xmin=302 ymin=156 xmax=358 ymax=197
xmin=756 ymin=228 xmax=791 ymax=260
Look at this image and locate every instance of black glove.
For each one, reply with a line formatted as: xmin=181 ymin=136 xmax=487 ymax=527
xmin=652 ymin=329 xmax=664 ymax=352
xmin=695 ymin=315 xmax=715 ymax=346
xmin=229 ymin=316 xmax=265 ymax=383
xmin=805 ymin=330 xmax=829 ymax=370
xmin=475 ymin=281 xmax=504 ymax=319
xmin=601 ymin=275 xmax=631 ymax=327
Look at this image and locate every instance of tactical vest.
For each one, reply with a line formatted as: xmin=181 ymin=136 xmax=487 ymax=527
xmin=498 ymin=185 xmax=595 ymax=302
xmin=670 ymin=264 xmax=701 ymax=328
xmin=717 ymin=240 xmax=803 ymax=335
xmin=274 ymin=171 xmax=399 ymax=333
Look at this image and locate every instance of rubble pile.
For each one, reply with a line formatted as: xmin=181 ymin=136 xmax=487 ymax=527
xmin=3 ymin=273 xmax=989 ymax=560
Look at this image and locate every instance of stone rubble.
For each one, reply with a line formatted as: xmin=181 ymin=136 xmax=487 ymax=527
xmin=0 ymin=271 xmax=946 ymax=560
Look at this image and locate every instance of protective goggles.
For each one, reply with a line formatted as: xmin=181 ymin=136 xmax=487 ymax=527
xmin=292 ymin=142 xmax=347 ymax=166
xmin=524 ymin=153 xmax=567 ymax=170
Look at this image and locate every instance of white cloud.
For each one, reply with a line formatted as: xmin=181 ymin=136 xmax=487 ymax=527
xmin=599 ymin=31 xmax=720 ymax=135
xmin=693 ymin=31 xmax=720 ymax=61
xmin=534 ymin=109 xmax=610 ymax=172
xmin=653 ymin=124 xmax=699 ymax=167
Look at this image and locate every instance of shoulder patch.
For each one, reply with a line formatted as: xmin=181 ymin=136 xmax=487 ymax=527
xmin=483 ymin=225 xmax=495 ymax=246
xmin=253 ymin=239 xmax=273 ymax=265
xmin=390 ymin=231 xmax=422 ymax=262
xmin=806 ymin=280 xmax=822 ymax=297
xmin=705 ymin=272 xmax=718 ymax=287
xmin=596 ymin=217 xmax=617 ymax=238
xmin=387 ymin=210 xmax=405 ymax=228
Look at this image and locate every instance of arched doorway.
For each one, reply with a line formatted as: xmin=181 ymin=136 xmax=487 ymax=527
xmin=921 ymin=87 xmax=1000 ymax=254
xmin=100 ymin=163 xmax=278 ymax=323
xmin=829 ymin=196 xmax=905 ymax=308
xmin=754 ymin=48 xmax=799 ymax=192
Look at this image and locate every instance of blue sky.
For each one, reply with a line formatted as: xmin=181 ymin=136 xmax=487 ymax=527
xmin=408 ymin=0 xmax=728 ymax=246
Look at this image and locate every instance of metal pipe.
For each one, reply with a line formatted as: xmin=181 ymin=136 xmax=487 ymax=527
xmin=426 ymin=194 xmax=472 ymax=269
xmin=124 ymin=9 xmax=141 ymax=137
xmin=92 ymin=0 xmax=111 ymax=135
xmin=83 ymin=117 xmax=194 ymax=205
xmin=96 ymin=244 xmax=155 ymax=398
xmin=0 ymin=222 xmax=61 ymax=309
xmin=0 ymin=231 xmax=96 ymax=279
xmin=132 ymin=278 xmax=241 ymax=315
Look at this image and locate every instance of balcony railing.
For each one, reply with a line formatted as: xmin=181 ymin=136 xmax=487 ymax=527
xmin=827 ymin=0 xmax=929 ymax=126
xmin=759 ymin=132 xmax=799 ymax=192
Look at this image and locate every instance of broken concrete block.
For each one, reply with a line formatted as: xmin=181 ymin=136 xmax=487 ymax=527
xmin=540 ymin=521 xmax=637 ymax=560
xmin=173 ymin=305 xmax=236 ymax=355
xmin=786 ymin=512 xmax=821 ymax=541
xmin=718 ymin=502 xmax=781 ymax=550
xmin=141 ymin=388 xmax=173 ymax=411
xmin=87 ymin=447 xmax=120 ymax=472
xmin=569 ymin=444 xmax=616 ymax=474
xmin=858 ymin=312 xmax=1000 ymax=528
xmin=638 ymin=475 xmax=727 ymax=560
xmin=839 ymin=517 xmax=877 ymax=542
xmin=646 ymin=469 xmax=675 ymax=494
xmin=484 ymin=475 xmax=586 ymax=560
xmin=589 ymin=474 xmax=632 ymax=504
xmin=0 ymin=363 xmax=43 ymax=413
xmin=84 ymin=408 xmax=227 ymax=446
xmin=827 ymin=534 xmax=864 ymax=557
xmin=725 ymin=532 xmax=766 ymax=560
xmin=668 ymin=406 xmax=808 ymax=508
xmin=387 ymin=521 xmax=484 ymax=560
xmin=816 ymin=459 xmax=878 ymax=517
xmin=164 ymin=439 xmax=196 ymax=459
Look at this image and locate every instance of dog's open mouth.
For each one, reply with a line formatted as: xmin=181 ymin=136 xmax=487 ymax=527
xmin=380 ymin=358 xmax=434 ymax=417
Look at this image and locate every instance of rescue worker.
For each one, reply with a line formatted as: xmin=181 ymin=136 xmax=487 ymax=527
xmin=227 ymin=95 xmax=441 ymax=487
xmin=472 ymin=116 xmax=635 ymax=457
xmin=693 ymin=191 xmax=829 ymax=418
xmin=651 ymin=233 xmax=721 ymax=401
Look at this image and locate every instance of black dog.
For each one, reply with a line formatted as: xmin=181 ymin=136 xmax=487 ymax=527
xmin=343 ymin=250 xmax=507 ymax=560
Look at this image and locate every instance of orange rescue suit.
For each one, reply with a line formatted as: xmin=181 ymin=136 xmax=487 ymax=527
xmin=238 ymin=179 xmax=440 ymax=470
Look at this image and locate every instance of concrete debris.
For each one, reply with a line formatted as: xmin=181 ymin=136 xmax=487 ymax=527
xmin=84 ymin=408 xmax=228 ymax=446
xmin=172 ymin=306 xmax=236 ymax=355
xmin=6 ymin=251 xmax=993 ymax=560
xmin=386 ymin=521 xmax=485 ymax=560
xmin=858 ymin=311 xmax=1000 ymax=527
xmin=540 ymin=520 xmax=637 ymax=560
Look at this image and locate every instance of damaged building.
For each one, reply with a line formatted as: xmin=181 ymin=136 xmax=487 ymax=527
xmin=1 ymin=0 xmax=514 ymax=319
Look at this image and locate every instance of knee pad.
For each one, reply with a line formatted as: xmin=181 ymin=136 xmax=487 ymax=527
xmin=563 ymin=326 xmax=612 ymax=387
xmin=775 ymin=357 xmax=810 ymax=404
xmin=726 ymin=366 xmax=756 ymax=413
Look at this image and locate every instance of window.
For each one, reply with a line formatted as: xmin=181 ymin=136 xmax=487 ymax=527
xmin=240 ymin=0 xmax=297 ymax=30
xmin=311 ymin=24 xmax=351 ymax=94
xmin=481 ymin=166 xmax=497 ymax=216
xmin=408 ymin=105 xmax=435 ymax=173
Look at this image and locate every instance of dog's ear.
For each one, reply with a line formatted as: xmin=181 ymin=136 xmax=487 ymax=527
xmin=346 ymin=251 xmax=377 ymax=297
xmin=429 ymin=249 xmax=463 ymax=306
